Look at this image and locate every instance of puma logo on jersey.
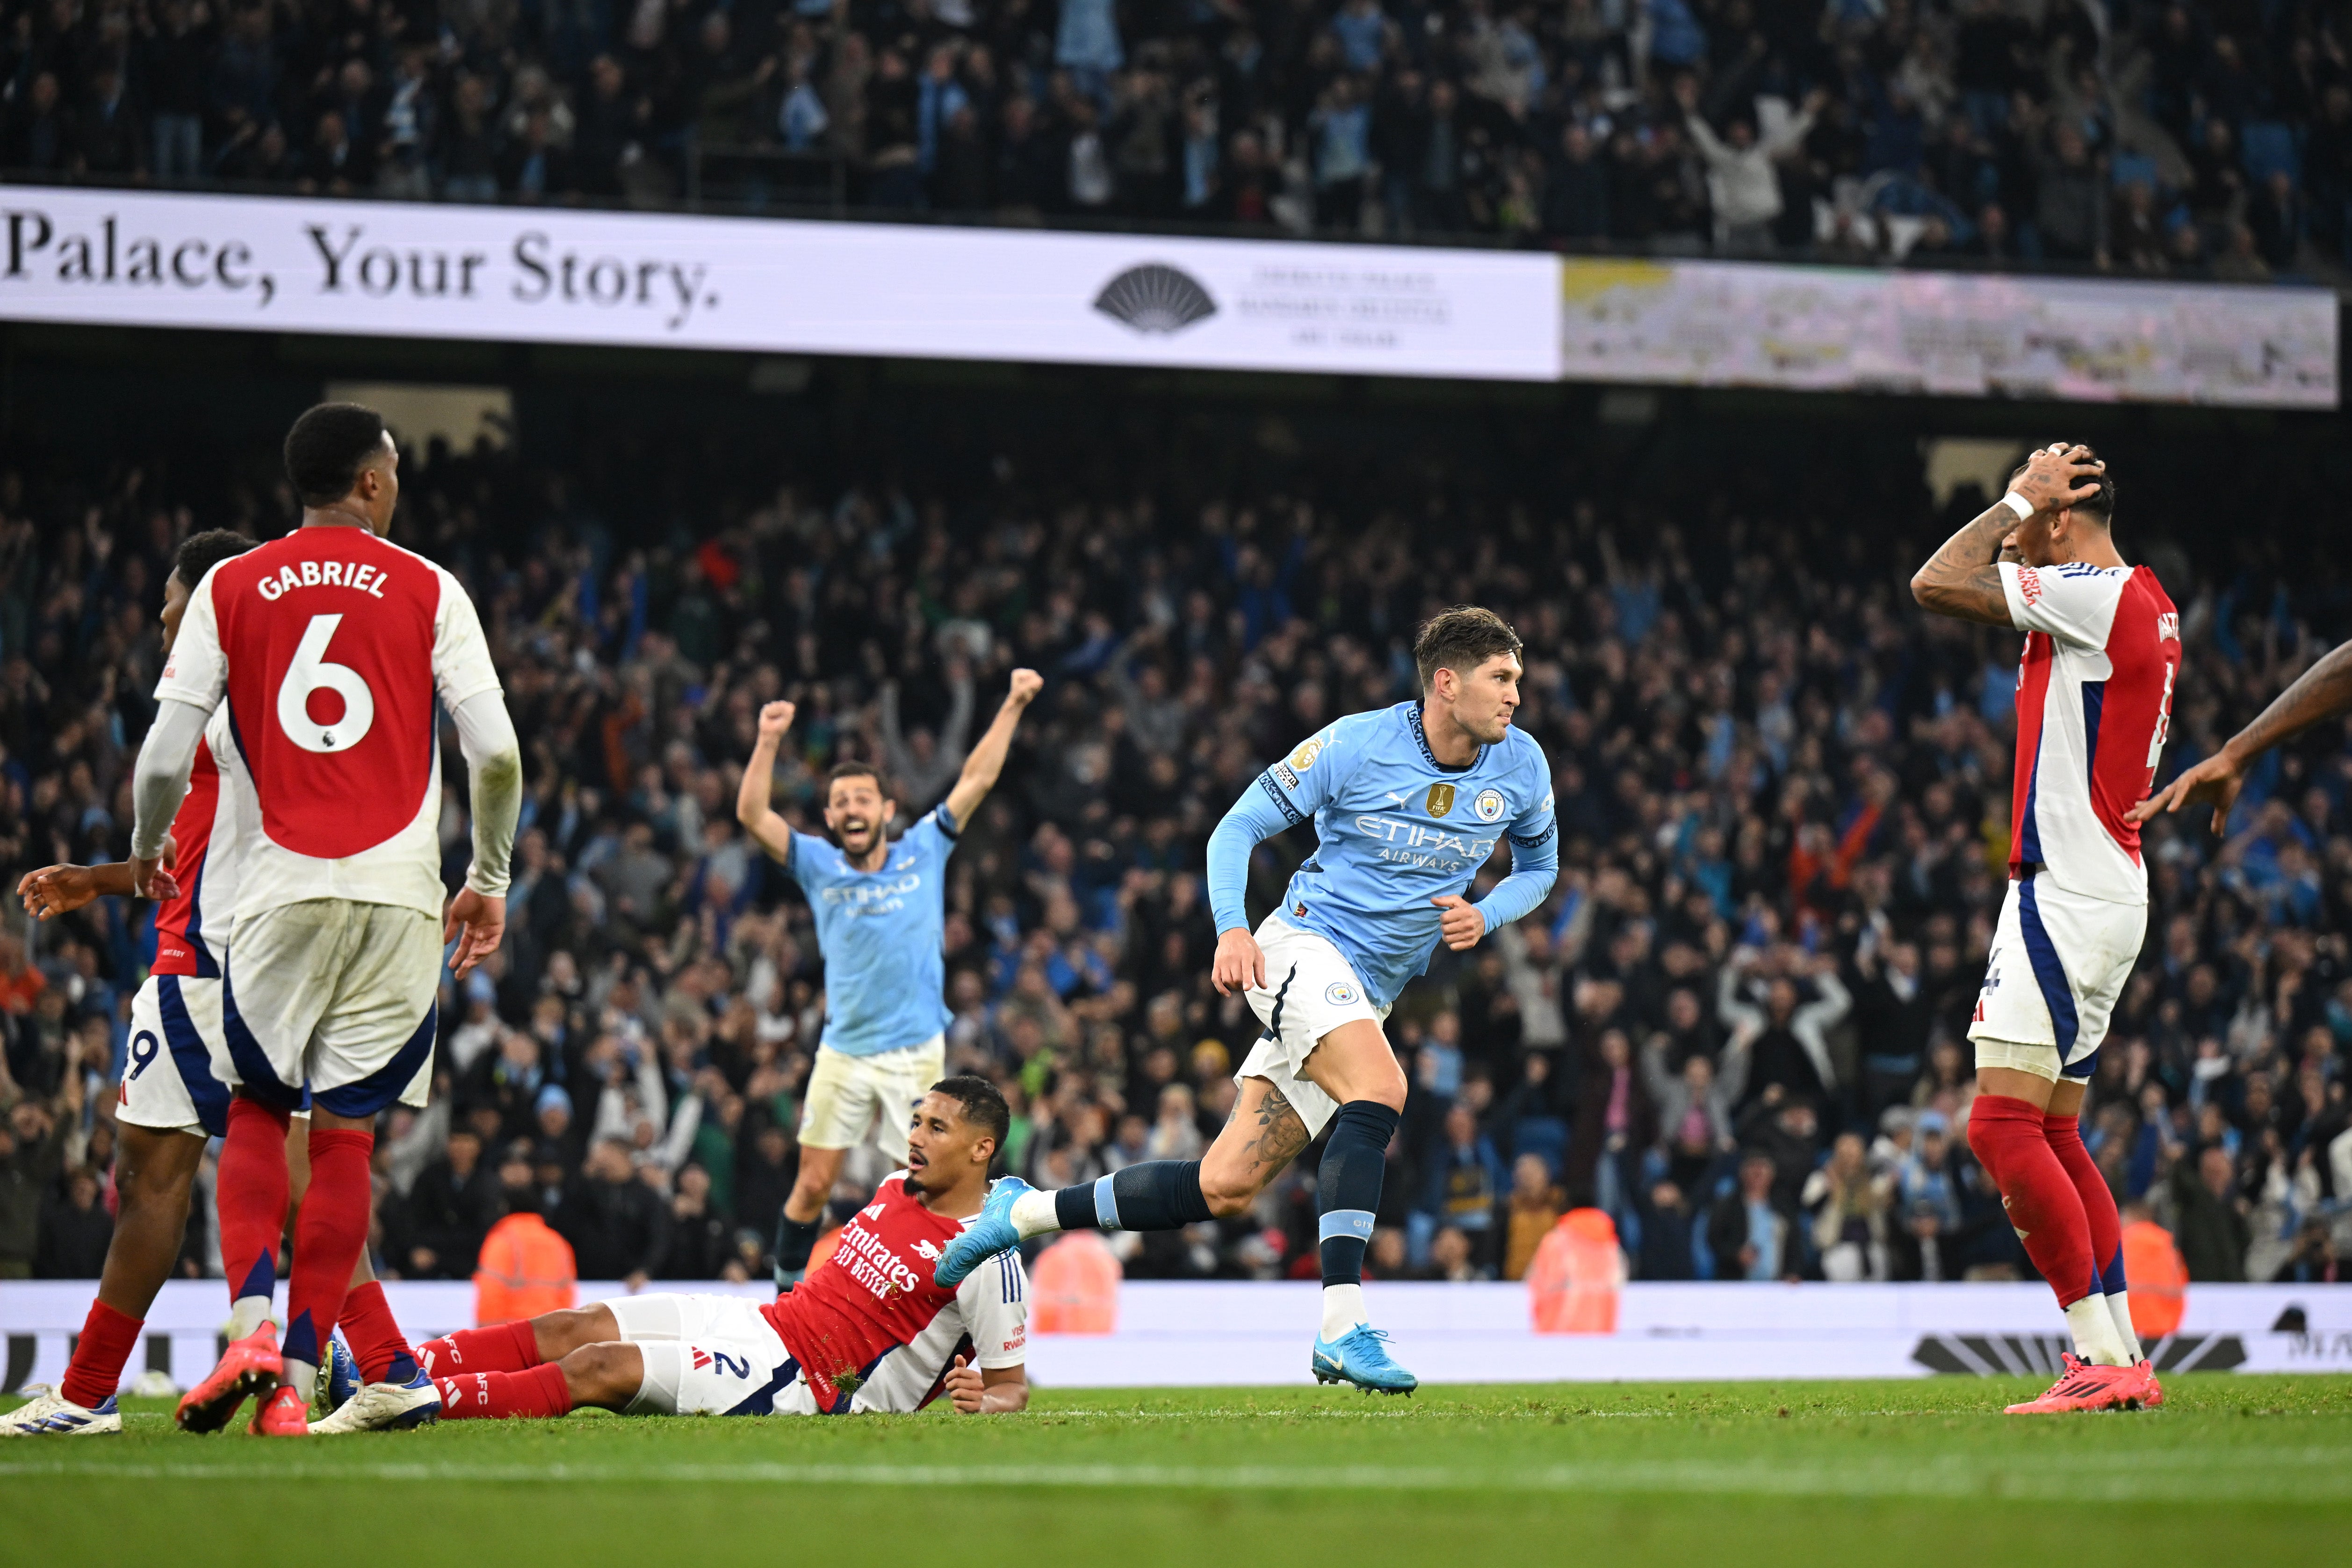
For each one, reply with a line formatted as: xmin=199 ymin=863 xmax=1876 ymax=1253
xmin=253 ymin=559 xmax=392 ymax=601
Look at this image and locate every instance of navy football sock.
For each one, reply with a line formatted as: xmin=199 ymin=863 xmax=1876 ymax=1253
xmin=1052 ymin=1159 xmax=1214 ymax=1232
xmin=774 ymin=1214 xmax=819 ymax=1287
xmin=1317 ymin=1100 xmax=1399 ymax=1287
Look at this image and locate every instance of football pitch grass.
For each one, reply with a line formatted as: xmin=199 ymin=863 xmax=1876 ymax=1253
xmin=6 ymin=1375 xmax=2350 ymax=1566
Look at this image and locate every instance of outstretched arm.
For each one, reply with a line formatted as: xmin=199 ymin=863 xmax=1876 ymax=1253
xmin=2133 ymin=640 xmax=2352 ymax=835
xmin=736 ymin=701 xmax=799 ymax=863
xmin=1910 ymin=445 xmax=2104 ymax=625
xmin=942 ymin=669 xmax=1043 ymax=827
xmin=17 ymin=850 xmax=173 ymax=920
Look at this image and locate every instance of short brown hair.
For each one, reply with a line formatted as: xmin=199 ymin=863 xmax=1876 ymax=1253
xmin=1413 ymin=605 xmax=1524 ymax=693
xmin=825 ymin=760 xmax=893 ymax=800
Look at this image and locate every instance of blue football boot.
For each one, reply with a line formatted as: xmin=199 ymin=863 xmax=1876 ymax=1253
xmin=1311 ymin=1325 xmax=1418 ymax=1395
xmin=931 ymin=1175 xmax=1034 ymax=1288
xmin=322 ymin=1331 xmax=362 ymax=1416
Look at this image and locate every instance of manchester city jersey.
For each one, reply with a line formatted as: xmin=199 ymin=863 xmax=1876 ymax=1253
xmin=786 ymin=808 xmax=958 ymax=1056
xmin=1248 ymin=702 xmax=1556 ymax=1008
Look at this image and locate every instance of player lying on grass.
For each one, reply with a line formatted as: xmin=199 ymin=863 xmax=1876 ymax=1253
xmin=1912 ymin=444 xmax=2175 ymax=1414
xmin=1 ymin=532 xmax=430 ymax=1439
xmin=414 ymin=1076 xmax=1028 ymax=1419
xmin=935 ymin=607 xmax=1558 ymax=1395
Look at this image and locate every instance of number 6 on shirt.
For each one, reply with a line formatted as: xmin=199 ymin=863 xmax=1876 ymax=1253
xmin=277 ymin=614 xmax=376 ymax=754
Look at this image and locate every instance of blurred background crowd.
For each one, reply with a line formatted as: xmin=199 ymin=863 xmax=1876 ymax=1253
xmin=0 ymin=374 xmax=2346 ymax=1295
xmin=2 ymin=0 xmax=2351 ymax=276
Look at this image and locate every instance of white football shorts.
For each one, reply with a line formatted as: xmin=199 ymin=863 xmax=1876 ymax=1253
xmin=119 ymin=974 xmax=234 ymax=1139
xmin=797 ymin=1034 xmax=946 ymax=1158
xmin=605 ymin=1291 xmax=826 ymax=1417
xmin=1968 ymin=874 xmax=2145 ymax=1083
xmin=1236 ymin=913 xmax=1389 ymax=1139
xmin=221 ymin=899 xmax=438 ymax=1118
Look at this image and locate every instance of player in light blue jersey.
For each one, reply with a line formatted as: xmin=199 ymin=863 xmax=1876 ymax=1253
xmin=737 ymin=667 xmax=1043 ymax=1285
xmin=935 ymin=608 xmax=1557 ymax=1392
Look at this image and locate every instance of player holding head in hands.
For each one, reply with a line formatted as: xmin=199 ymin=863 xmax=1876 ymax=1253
xmin=124 ymin=404 xmax=522 ymax=1435
xmin=934 ymin=607 xmax=1558 ymax=1394
xmin=1911 ymin=444 xmax=2179 ymax=1413
xmin=414 ymin=1077 xmax=1028 ymax=1419
xmin=736 ymin=667 xmax=1043 ymax=1288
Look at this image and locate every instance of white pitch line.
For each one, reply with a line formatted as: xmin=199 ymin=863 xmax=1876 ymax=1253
xmin=2 ymin=1453 xmax=2347 ymax=1503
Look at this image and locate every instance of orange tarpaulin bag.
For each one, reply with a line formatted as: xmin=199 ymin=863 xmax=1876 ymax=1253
xmin=473 ymin=1212 xmax=578 ymax=1326
xmin=1529 ymin=1208 xmax=1625 ymax=1334
xmin=2121 ymin=1218 xmax=2188 ymax=1340
xmin=808 ymin=1226 xmax=844 ymax=1275
xmin=1032 ymin=1231 xmax=1121 ymax=1333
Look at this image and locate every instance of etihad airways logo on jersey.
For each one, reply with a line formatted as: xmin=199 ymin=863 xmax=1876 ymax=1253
xmin=817 ymin=874 xmax=923 ymax=913
xmin=832 ymin=1216 xmax=929 ymax=1300
xmin=253 ymin=558 xmax=394 ymax=601
xmin=1351 ymin=813 xmax=1499 ymax=870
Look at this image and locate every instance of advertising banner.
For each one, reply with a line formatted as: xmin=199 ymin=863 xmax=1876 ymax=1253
xmin=0 ymin=188 xmax=2334 ymax=405
xmin=0 ymin=187 xmax=1563 ymax=382
xmin=4 ymin=1279 xmax=2343 ymax=1393
xmin=1559 ymin=256 xmax=2339 ymax=408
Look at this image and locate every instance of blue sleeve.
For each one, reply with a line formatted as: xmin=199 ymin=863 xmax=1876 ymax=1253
xmin=1206 ymin=779 xmax=1299 ymax=936
xmin=909 ymin=808 xmax=958 ymax=863
xmin=1207 ymin=724 xmax=1351 ymax=934
xmin=785 ymin=831 xmax=832 ymax=890
xmin=1472 ymin=752 xmax=1558 ymax=933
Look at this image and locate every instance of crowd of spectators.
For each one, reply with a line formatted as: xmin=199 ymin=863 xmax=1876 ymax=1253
xmin=0 ymin=404 xmax=2347 ymax=1296
xmin=2 ymin=0 xmax=2349 ymax=276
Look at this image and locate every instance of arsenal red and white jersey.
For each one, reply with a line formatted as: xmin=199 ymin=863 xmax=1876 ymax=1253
xmin=1998 ymin=560 xmax=2181 ymax=906
xmin=150 ymin=707 xmax=247 ymax=978
xmin=760 ymin=1172 xmax=1027 ymax=1413
xmin=153 ymin=525 xmax=501 ymax=921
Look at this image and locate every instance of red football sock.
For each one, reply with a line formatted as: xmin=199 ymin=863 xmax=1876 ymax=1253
xmin=1967 ymin=1094 xmax=2096 ymax=1308
xmin=417 ymin=1319 xmax=544 ymax=1379
xmin=281 ymin=1128 xmax=374 ymax=1374
xmin=435 ymin=1361 xmax=574 ymax=1421
xmin=218 ymin=1097 xmax=293 ymax=1309
xmin=59 ymin=1300 xmax=143 ymax=1409
xmin=339 ymin=1280 xmax=418 ymax=1384
xmin=2044 ymin=1110 xmax=2125 ymax=1299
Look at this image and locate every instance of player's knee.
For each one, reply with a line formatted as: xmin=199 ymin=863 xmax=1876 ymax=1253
xmin=532 ymin=1307 xmax=604 ymax=1360
xmin=560 ymin=1342 xmax=638 ymax=1408
xmin=1964 ymin=1107 xmax=2001 ymax=1169
xmin=1197 ymin=1165 xmax=1260 ymax=1218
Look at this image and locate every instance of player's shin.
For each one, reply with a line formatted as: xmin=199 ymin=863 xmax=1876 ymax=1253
xmin=339 ymin=1280 xmax=419 ymax=1385
xmin=1316 ymin=1100 xmax=1399 ymax=1339
xmin=58 ymin=1301 xmax=143 ymax=1411
xmin=1968 ymin=1093 xmax=2128 ymax=1365
xmin=417 ymin=1319 xmax=545 ymax=1378
xmin=218 ymin=1096 xmax=294 ymax=1339
xmin=2043 ymin=1109 xmax=2143 ymax=1363
xmin=433 ymin=1363 xmax=574 ymax=1421
xmin=775 ymin=1213 xmax=821 ymax=1288
xmin=1028 ymin=1159 xmax=1216 ymax=1237
xmin=279 ymin=1126 xmax=375 ymax=1401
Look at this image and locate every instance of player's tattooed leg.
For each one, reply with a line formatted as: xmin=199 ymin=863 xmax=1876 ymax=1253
xmin=1232 ymin=1083 xmax=1311 ymax=1185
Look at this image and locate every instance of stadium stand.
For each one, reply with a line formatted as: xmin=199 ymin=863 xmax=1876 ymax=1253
xmin=0 ymin=372 xmax=2347 ymax=1292
xmin=0 ymin=0 xmax=2347 ymax=277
